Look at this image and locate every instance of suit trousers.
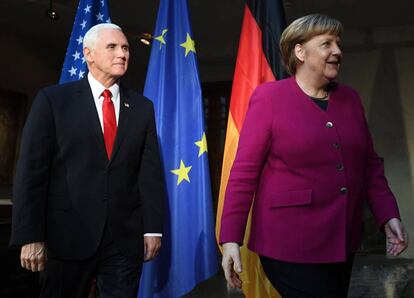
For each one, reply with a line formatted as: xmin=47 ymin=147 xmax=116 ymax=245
xmin=260 ymin=255 xmax=354 ymax=298
xmin=39 ymin=223 xmax=142 ymax=298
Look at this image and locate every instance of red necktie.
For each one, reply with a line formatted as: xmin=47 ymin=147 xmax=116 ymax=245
xmin=102 ymin=89 xmax=117 ymax=159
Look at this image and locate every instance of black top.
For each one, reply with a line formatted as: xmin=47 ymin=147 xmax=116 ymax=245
xmin=310 ymin=96 xmax=329 ymax=111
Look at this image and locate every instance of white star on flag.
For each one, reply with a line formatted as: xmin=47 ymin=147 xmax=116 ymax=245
xmin=80 ymin=20 xmax=87 ymax=30
xmin=68 ymin=67 xmax=77 ymax=76
xmin=96 ymin=12 xmax=104 ymax=21
xmin=84 ymin=4 xmax=91 ymax=13
xmin=72 ymin=51 xmax=81 ymax=60
xmin=59 ymin=0 xmax=111 ymax=84
xmin=76 ymin=35 xmax=83 ymax=45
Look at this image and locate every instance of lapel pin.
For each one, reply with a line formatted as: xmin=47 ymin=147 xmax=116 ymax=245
xmin=124 ymin=102 xmax=130 ymax=108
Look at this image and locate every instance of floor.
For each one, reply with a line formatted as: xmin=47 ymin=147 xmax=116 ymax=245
xmin=185 ymin=272 xmax=244 ymax=298
xmin=185 ymin=255 xmax=414 ymax=298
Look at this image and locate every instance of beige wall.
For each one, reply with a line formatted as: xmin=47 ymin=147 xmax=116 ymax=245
xmin=0 ymin=31 xmax=59 ymax=100
xmin=340 ymin=25 xmax=414 ymax=257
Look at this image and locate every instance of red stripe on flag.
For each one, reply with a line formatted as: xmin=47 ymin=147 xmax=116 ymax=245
xmin=229 ymin=4 xmax=275 ymax=132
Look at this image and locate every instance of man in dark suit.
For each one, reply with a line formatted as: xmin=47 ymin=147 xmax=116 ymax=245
xmin=10 ymin=23 xmax=165 ymax=298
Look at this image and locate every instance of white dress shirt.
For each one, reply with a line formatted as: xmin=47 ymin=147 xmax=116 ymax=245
xmin=87 ymin=73 xmax=161 ymax=238
xmin=87 ymin=73 xmax=120 ymax=130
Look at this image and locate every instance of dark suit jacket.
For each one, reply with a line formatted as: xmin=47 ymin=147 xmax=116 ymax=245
xmin=10 ymin=78 xmax=165 ymax=260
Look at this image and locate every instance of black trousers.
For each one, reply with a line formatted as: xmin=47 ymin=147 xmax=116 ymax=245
xmin=39 ymin=225 xmax=142 ymax=298
xmin=260 ymin=255 xmax=354 ymax=298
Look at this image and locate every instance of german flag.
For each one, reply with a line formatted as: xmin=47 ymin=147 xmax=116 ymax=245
xmin=216 ymin=0 xmax=286 ymax=297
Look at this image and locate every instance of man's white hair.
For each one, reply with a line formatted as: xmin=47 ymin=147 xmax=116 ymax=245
xmin=83 ymin=23 xmax=123 ymax=50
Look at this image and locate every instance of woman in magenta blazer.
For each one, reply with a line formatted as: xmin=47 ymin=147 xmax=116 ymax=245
xmin=220 ymin=14 xmax=408 ymax=297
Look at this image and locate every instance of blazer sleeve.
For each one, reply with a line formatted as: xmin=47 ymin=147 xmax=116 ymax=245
xmin=357 ymin=97 xmax=400 ymax=227
xmin=138 ymin=101 xmax=165 ymax=234
xmin=219 ymin=86 xmax=273 ymax=244
xmin=10 ymin=89 xmax=55 ymax=246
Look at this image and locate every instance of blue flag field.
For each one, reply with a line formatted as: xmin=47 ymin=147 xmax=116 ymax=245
xmin=139 ymin=0 xmax=219 ymax=297
xmin=60 ymin=0 xmax=110 ymax=84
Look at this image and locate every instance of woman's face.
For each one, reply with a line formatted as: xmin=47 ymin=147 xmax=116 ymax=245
xmin=295 ymin=33 xmax=342 ymax=82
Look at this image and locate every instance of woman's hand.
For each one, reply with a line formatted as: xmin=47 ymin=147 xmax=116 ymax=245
xmin=384 ymin=218 xmax=408 ymax=256
xmin=222 ymin=242 xmax=243 ymax=289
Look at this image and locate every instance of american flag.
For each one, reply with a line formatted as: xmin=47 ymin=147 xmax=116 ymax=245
xmin=59 ymin=0 xmax=111 ymax=83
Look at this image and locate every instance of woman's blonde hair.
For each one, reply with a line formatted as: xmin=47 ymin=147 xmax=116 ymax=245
xmin=280 ymin=14 xmax=343 ymax=75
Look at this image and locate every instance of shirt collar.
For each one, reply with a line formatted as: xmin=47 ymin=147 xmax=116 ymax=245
xmin=87 ymin=72 xmax=120 ymax=103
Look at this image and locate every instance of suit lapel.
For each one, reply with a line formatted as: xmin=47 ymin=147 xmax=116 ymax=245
xmin=108 ymin=86 xmax=131 ymax=165
xmin=77 ymin=79 xmax=108 ymax=161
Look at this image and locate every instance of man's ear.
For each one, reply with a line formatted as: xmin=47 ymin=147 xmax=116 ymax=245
xmin=294 ymin=43 xmax=305 ymax=63
xmin=83 ymin=47 xmax=93 ymax=64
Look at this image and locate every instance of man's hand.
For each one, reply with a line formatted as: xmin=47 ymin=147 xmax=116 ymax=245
xmin=222 ymin=242 xmax=242 ymax=289
xmin=384 ymin=218 xmax=409 ymax=256
xmin=144 ymin=236 xmax=161 ymax=261
xmin=20 ymin=242 xmax=46 ymax=272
